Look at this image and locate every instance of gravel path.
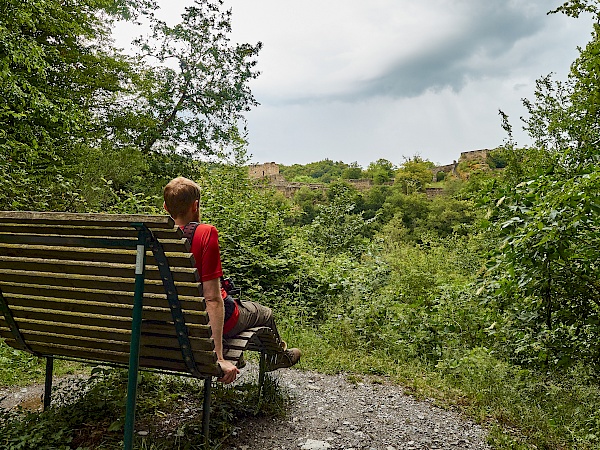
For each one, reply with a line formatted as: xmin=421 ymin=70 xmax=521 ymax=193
xmin=228 ymin=367 xmax=490 ymax=450
xmin=1 ymin=368 xmax=491 ymax=449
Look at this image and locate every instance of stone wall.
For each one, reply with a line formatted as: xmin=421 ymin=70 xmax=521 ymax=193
xmin=346 ymin=179 xmax=373 ymax=190
xmin=459 ymin=149 xmax=489 ymax=162
xmin=248 ymin=162 xmax=280 ymax=179
xmin=430 ymin=162 xmax=457 ymax=181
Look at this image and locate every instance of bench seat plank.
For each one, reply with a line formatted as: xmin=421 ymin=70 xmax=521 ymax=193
xmin=0 ymin=256 xmax=200 ymax=283
xmin=0 ymin=224 xmax=183 ymax=241
xmin=0 ymin=325 xmax=214 ymax=350
xmin=2 ymin=294 xmax=207 ymax=321
xmin=0 ymin=243 xmax=196 ymax=268
xmin=0 ymin=277 xmax=202 ymax=298
xmin=0 ymin=328 xmax=215 ymax=354
xmin=1 ymin=307 xmax=211 ymax=335
xmin=0 ymin=283 xmax=206 ymax=313
xmin=2 ymin=339 xmax=221 ymax=376
xmin=0 ymin=234 xmax=190 ymax=253
xmin=0 ymin=211 xmax=175 ymax=229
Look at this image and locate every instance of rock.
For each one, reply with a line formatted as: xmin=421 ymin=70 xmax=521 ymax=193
xmin=300 ymin=440 xmax=331 ymax=449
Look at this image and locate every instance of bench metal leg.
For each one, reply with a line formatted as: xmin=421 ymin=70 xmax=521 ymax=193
xmin=123 ymin=237 xmax=147 ymax=450
xmin=43 ymin=357 xmax=54 ymax=410
xmin=255 ymin=352 xmax=267 ymax=413
xmin=202 ymin=377 xmax=212 ymax=447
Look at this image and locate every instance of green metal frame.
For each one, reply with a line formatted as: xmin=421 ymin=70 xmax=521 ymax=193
xmin=122 ymin=223 xmax=150 ymax=450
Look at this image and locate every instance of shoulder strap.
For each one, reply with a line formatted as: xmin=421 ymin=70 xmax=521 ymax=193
xmin=182 ymin=222 xmax=200 ymax=244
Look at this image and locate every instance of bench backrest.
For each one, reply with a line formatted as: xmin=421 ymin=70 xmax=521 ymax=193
xmin=0 ymin=211 xmax=221 ymax=377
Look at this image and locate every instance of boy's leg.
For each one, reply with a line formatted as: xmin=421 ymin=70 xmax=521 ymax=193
xmin=224 ymin=300 xmax=282 ymax=344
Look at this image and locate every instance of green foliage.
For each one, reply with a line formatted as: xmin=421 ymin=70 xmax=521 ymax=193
xmin=366 ymin=158 xmax=395 ymax=184
xmin=485 ymin=149 xmax=508 ymax=169
xmin=341 ymin=162 xmax=364 ymax=179
xmin=292 ymin=186 xmax=326 ymax=225
xmin=131 ymin=0 xmax=261 ymax=157
xmin=394 ymin=156 xmax=434 ymax=193
xmin=483 ymin=18 xmax=600 ymax=372
xmin=279 ymin=159 xmax=349 ymax=183
xmin=306 ymin=182 xmax=374 ymax=258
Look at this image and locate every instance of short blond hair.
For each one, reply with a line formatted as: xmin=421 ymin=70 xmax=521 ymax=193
xmin=163 ymin=177 xmax=201 ymax=219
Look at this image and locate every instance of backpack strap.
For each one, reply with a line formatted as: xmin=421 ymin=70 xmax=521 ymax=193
xmin=182 ymin=222 xmax=200 ymax=243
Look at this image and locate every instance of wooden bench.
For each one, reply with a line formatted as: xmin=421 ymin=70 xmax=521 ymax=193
xmin=0 ymin=211 xmax=287 ymax=449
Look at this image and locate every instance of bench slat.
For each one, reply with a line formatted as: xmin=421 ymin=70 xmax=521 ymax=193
xmin=0 ymin=260 xmax=199 ymax=283
xmin=0 ymin=325 xmax=214 ymax=350
xmin=0 ymin=211 xmax=175 ymax=229
xmin=0 ymin=243 xmax=195 ymax=268
xmin=0 ymin=224 xmax=183 ymax=241
xmin=2 ymin=307 xmax=211 ymax=333
xmin=2 ymin=317 xmax=212 ymax=339
xmin=0 ymin=328 xmax=215 ymax=353
xmin=0 ymin=233 xmax=190 ymax=253
xmin=2 ymin=339 xmax=222 ymax=376
xmin=0 ymin=272 xmax=202 ymax=296
xmin=4 ymin=298 xmax=207 ymax=325
xmin=0 ymin=282 xmax=205 ymax=311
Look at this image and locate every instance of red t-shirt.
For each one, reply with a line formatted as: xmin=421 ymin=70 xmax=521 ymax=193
xmin=186 ymin=223 xmax=238 ymax=332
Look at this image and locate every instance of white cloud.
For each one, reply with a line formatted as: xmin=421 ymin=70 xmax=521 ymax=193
xmin=112 ymin=0 xmax=595 ymax=166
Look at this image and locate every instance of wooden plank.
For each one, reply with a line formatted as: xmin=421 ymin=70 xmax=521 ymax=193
xmin=3 ymin=307 xmax=212 ymax=333
xmin=0 ymin=282 xmax=205 ymax=311
xmin=223 ymin=348 xmax=243 ymax=361
xmin=1 ymin=317 xmax=212 ymax=339
xmin=3 ymin=296 xmax=208 ymax=325
xmin=0 ymin=234 xmax=190 ymax=253
xmin=0 ymin=269 xmax=200 ymax=291
xmin=0 ymin=243 xmax=195 ymax=268
xmin=0 ymin=223 xmax=183 ymax=240
xmin=0 ymin=259 xmax=199 ymax=283
xmin=0 ymin=328 xmax=215 ymax=354
xmin=0 ymin=211 xmax=174 ymax=229
xmin=0 ymin=324 xmax=214 ymax=350
xmin=223 ymin=337 xmax=252 ymax=351
xmin=2 ymin=339 xmax=221 ymax=376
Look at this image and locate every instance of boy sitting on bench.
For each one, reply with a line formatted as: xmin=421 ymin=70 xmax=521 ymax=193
xmin=163 ymin=176 xmax=301 ymax=384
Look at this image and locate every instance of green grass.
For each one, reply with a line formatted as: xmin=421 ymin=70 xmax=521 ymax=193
xmin=285 ymin=325 xmax=600 ymax=450
xmin=0 ymin=340 xmax=86 ymax=387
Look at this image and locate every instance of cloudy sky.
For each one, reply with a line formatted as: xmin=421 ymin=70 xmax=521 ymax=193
xmin=115 ymin=1 xmax=593 ymax=167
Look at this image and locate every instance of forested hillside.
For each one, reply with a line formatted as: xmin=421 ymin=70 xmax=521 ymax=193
xmin=1 ymin=0 xmax=599 ymax=449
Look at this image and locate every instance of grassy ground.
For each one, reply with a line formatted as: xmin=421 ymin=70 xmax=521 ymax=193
xmin=0 ymin=340 xmax=85 ymax=387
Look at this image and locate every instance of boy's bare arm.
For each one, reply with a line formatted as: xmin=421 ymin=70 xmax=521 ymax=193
xmin=202 ymin=277 xmax=240 ymax=383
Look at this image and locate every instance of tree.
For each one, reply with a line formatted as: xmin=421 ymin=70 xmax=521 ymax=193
xmin=394 ymin=156 xmax=434 ymax=194
xmin=0 ymin=0 xmax=263 ymax=210
xmin=366 ymin=158 xmax=395 ymax=184
xmin=342 ymin=162 xmax=364 ymax=180
xmin=484 ymin=12 xmax=600 ymax=370
xmin=126 ymin=0 xmax=261 ymax=157
xmin=0 ymin=0 xmax=143 ymax=210
xmin=307 ymin=182 xmax=373 ymax=257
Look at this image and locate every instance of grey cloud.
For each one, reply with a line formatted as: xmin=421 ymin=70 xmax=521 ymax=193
xmin=352 ymin=2 xmax=548 ymax=99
